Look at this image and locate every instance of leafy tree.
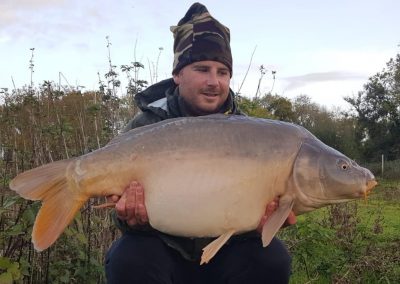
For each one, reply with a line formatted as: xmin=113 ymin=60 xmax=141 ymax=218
xmin=236 ymin=95 xmax=273 ymax=119
xmin=237 ymin=94 xmax=295 ymax=121
xmin=291 ymin=95 xmax=361 ymax=159
xmin=264 ymin=94 xmax=296 ymax=122
xmin=345 ymin=53 xmax=400 ymax=161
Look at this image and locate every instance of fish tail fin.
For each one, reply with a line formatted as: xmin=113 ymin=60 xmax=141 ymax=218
xmin=9 ymin=159 xmax=88 ymax=251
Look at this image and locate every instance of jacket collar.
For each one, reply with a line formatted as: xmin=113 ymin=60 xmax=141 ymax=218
xmin=134 ymin=78 xmax=241 ymax=119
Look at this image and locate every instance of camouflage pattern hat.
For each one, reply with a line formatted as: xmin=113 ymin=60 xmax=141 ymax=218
xmin=170 ymin=2 xmax=232 ymax=76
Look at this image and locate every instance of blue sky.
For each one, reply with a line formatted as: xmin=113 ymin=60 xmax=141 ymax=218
xmin=0 ymin=0 xmax=399 ymax=109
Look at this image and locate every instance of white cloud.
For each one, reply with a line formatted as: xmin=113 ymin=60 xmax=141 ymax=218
xmin=0 ymin=0 xmax=66 ymax=26
xmin=0 ymin=0 xmax=107 ymax=44
xmin=1 ymin=0 xmax=66 ymax=11
xmin=310 ymin=49 xmax=396 ymax=75
xmin=283 ymin=71 xmax=366 ymax=91
xmin=0 ymin=35 xmax=11 ymax=43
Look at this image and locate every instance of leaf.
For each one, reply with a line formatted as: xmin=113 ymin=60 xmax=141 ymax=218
xmin=0 ymin=272 xmax=13 ymax=284
xmin=8 ymin=262 xmax=20 ymax=280
xmin=59 ymin=270 xmax=70 ymax=283
xmin=18 ymin=259 xmax=30 ymax=277
xmin=74 ymin=212 xmax=84 ymax=234
xmin=8 ymin=224 xmax=24 ymax=236
xmin=2 ymin=195 xmax=21 ymax=209
xmin=0 ymin=257 xmax=11 ymax=269
xmin=76 ymin=233 xmax=88 ymax=245
xmin=22 ymin=206 xmax=36 ymax=225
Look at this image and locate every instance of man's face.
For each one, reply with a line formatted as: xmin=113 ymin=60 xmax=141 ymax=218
xmin=173 ymin=61 xmax=231 ymax=116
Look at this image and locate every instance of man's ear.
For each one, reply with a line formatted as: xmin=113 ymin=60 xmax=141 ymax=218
xmin=173 ymin=73 xmax=180 ymax=85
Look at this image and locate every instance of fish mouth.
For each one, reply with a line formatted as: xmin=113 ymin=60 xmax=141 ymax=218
xmin=364 ymin=179 xmax=378 ymax=200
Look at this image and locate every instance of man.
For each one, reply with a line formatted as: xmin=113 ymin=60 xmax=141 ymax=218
xmin=105 ymin=3 xmax=296 ymax=283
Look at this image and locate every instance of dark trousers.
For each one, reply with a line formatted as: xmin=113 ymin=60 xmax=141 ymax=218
xmin=105 ymin=232 xmax=291 ymax=284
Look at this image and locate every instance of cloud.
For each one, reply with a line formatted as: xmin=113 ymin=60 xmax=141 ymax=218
xmin=0 ymin=0 xmax=66 ymax=12
xmin=0 ymin=0 xmax=109 ymax=45
xmin=282 ymin=71 xmax=367 ymax=91
xmin=0 ymin=35 xmax=11 ymax=43
xmin=0 ymin=0 xmax=66 ymax=27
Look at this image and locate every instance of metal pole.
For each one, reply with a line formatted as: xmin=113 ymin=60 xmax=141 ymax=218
xmin=381 ymin=154 xmax=384 ymax=177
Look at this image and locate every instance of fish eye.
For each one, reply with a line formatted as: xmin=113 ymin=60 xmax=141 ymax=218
xmin=337 ymin=160 xmax=350 ymax=171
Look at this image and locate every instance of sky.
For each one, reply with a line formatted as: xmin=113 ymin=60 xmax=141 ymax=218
xmin=0 ymin=0 xmax=399 ymax=110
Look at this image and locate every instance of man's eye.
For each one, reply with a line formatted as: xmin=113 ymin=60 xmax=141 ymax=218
xmin=195 ymin=68 xmax=208 ymax=72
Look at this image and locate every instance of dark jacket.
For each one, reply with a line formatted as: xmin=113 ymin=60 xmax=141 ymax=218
xmin=123 ymin=78 xmax=242 ymax=131
xmin=114 ymin=78 xmax=257 ymax=261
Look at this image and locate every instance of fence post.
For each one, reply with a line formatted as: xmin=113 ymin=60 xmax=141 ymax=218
xmin=381 ymin=154 xmax=384 ymax=177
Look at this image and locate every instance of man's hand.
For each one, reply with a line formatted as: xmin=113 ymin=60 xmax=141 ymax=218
xmin=107 ymin=181 xmax=149 ymax=226
xmin=256 ymin=197 xmax=297 ymax=233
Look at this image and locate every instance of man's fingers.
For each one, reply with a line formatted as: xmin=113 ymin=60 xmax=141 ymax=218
xmin=125 ymin=182 xmax=137 ymax=222
xmin=136 ymin=204 xmax=149 ymax=225
xmin=134 ymin=183 xmax=148 ymax=224
xmin=257 ymin=215 xmax=268 ymax=233
xmin=127 ymin=217 xmax=137 ymax=226
xmin=286 ymin=211 xmax=297 ymax=226
xmin=265 ymin=199 xmax=278 ymax=217
xmin=134 ymin=182 xmax=144 ymax=205
xmin=115 ymin=192 xmax=127 ymax=219
xmin=107 ymin=195 xmax=120 ymax=203
xmin=114 ymin=181 xmax=149 ymax=227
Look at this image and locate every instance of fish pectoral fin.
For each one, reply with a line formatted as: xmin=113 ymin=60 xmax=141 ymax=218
xmin=261 ymin=197 xmax=294 ymax=247
xmin=200 ymin=229 xmax=236 ymax=265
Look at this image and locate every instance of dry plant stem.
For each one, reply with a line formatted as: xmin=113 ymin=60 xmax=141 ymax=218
xmin=237 ymin=45 xmax=257 ymax=95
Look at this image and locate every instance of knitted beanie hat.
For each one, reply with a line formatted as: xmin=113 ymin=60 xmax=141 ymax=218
xmin=170 ymin=2 xmax=232 ymax=76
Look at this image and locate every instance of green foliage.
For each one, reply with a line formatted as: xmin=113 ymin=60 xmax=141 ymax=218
xmin=237 ymin=93 xmax=295 ymax=121
xmin=279 ymin=184 xmax=400 ymax=283
xmin=236 ymin=95 xmax=274 ymax=118
xmin=0 ymin=257 xmax=22 ymax=283
xmin=345 ymin=53 xmax=400 ymax=162
xmin=0 ymin=81 xmax=131 ymax=283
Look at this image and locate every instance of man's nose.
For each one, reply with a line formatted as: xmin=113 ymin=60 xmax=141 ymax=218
xmin=206 ymin=71 xmax=219 ymax=86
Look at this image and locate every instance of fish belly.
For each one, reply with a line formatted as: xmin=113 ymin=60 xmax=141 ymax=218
xmin=139 ymin=154 xmax=278 ymax=238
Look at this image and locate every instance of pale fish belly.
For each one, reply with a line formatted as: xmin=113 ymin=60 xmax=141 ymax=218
xmin=139 ymin=153 xmax=287 ymax=237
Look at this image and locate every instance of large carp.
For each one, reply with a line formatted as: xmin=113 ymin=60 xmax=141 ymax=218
xmin=10 ymin=114 xmax=377 ymax=264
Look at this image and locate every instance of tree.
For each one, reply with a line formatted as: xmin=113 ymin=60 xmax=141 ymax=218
xmin=345 ymin=53 xmax=400 ymax=161
xmin=264 ymin=94 xmax=296 ymax=122
xmin=292 ymin=95 xmax=361 ymax=159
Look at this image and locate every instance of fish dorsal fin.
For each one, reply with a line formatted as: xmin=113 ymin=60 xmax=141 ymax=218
xmin=261 ymin=197 xmax=294 ymax=246
xmin=201 ymin=229 xmax=236 ymax=265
